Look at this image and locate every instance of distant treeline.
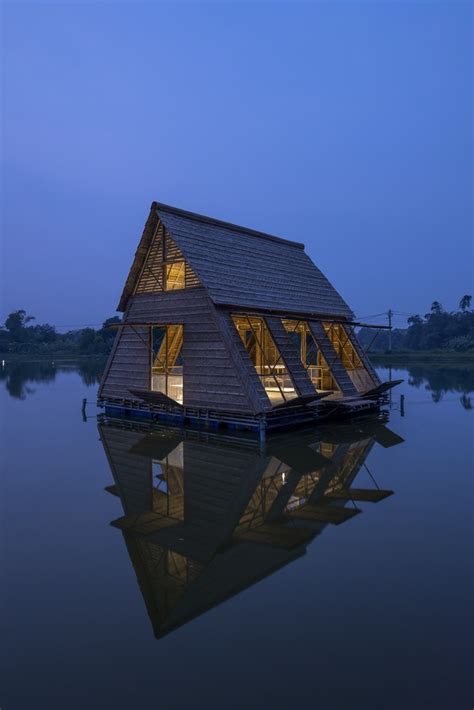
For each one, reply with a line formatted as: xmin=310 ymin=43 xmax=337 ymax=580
xmin=358 ymin=296 xmax=474 ymax=352
xmin=1 ymin=296 xmax=473 ymax=358
xmin=0 ymin=309 xmax=121 ymax=356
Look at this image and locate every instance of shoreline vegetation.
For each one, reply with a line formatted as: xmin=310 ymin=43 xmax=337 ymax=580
xmin=1 ymin=297 xmax=473 ymax=366
xmin=369 ymin=351 xmax=474 ymax=366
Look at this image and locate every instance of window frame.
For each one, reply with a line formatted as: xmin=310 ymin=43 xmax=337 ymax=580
xmin=150 ymin=323 xmax=184 ymax=403
xmin=281 ymin=318 xmax=338 ymax=392
xmin=231 ymin=313 xmax=298 ymax=404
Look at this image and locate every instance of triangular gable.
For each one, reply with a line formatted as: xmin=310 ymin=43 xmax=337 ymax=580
xmin=133 ymin=219 xmax=200 ymax=297
xmin=118 ymin=205 xmax=202 ymax=310
xmin=118 ymin=202 xmax=353 ymax=318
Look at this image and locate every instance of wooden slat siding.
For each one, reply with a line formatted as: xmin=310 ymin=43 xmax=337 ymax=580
xmin=134 ymin=224 xmax=201 ymax=295
xmin=264 ymin=316 xmax=316 ymax=397
xmin=100 ymin=324 xmax=150 ymax=399
xmin=118 ymin=202 xmax=354 ymax=318
xmin=307 ymin=321 xmax=358 ymax=396
xmin=97 ymin=321 xmax=124 ymax=399
xmin=104 ymin=288 xmax=262 ymax=414
xmin=345 ymin=329 xmax=381 ymax=386
xmin=99 ymin=425 xmax=153 ymax=516
xmin=134 ymin=223 xmax=165 ymax=294
xmin=119 ymin=206 xmax=160 ymax=310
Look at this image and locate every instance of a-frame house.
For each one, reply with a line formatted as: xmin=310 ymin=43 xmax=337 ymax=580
xmin=98 ymin=202 xmax=396 ymax=432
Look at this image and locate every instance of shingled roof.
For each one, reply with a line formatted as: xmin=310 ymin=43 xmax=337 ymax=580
xmin=118 ymin=202 xmax=353 ymax=318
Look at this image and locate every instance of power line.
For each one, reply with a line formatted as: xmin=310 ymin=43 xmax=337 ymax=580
xmin=356 ymin=312 xmax=387 ymax=320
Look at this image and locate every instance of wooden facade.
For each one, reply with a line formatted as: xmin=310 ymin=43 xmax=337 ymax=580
xmin=98 ymin=202 xmax=397 ymax=432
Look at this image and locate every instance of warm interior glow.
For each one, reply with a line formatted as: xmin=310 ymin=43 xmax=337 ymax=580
xmin=232 ymin=315 xmax=297 ymax=404
xmin=282 ymin=319 xmax=338 ymax=392
xmin=151 ymin=324 xmax=184 ymax=403
xmin=135 ymin=229 xmax=199 ymax=294
xmin=322 ymin=322 xmax=373 ymax=392
xmin=165 ymin=261 xmax=186 ymax=290
xmin=322 ymin=323 xmax=362 ymax=370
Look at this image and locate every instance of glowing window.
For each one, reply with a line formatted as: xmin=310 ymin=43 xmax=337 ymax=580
xmin=151 ymin=324 xmax=184 ymax=403
xmin=322 ymin=323 xmax=363 ymax=370
xmin=232 ymin=315 xmax=297 ymax=405
xmin=135 ymin=228 xmax=200 ymax=294
xmin=282 ymin=319 xmax=338 ymax=392
xmin=165 ymin=261 xmax=186 ymax=290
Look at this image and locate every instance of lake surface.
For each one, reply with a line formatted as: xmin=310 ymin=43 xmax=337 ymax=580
xmin=0 ymin=360 xmax=472 ymax=709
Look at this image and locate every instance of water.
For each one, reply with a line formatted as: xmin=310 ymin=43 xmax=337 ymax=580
xmin=0 ymin=360 xmax=472 ymax=709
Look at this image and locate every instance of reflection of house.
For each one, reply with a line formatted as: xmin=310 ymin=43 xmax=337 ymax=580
xmin=98 ymin=202 xmax=398 ymax=433
xmin=99 ymin=418 xmax=403 ymax=638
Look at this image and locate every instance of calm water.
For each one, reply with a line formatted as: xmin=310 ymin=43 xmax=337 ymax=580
xmin=0 ymin=360 xmax=472 ymax=709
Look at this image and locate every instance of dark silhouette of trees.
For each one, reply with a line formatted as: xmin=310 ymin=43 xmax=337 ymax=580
xmin=0 ymin=310 xmax=122 ymax=356
xmin=5 ymin=310 xmax=35 ymax=341
xmin=358 ymin=296 xmax=474 ymax=352
xmin=459 ymin=295 xmax=472 ymax=312
xmin=430 ymin=301 xmax=443 ymax=315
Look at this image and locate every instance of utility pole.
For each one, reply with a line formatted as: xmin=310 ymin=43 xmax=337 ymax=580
xmin=388 ymin=309 xmax=393 ymax=353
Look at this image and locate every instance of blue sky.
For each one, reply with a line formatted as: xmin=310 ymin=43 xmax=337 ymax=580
xmin=2 ymin=1 xmax=472 ymax=330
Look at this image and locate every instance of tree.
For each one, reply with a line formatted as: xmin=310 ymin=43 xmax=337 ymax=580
xmin=78 ymin=328 xmax=96 ymax=352
xmin=5 ymin=309 xmax=35 ymax=342
xmin=459 ymin=294 xmax=472 ymax=312
xmin=430 ymin=301 xmax=443 ymax=315
xmin=102 ymin=316 xmax=122 ymax=330
xmin=4 ymin=309 xmax=35 ymax=340
xmin=32 ymin=324 xmax=57 ymax=344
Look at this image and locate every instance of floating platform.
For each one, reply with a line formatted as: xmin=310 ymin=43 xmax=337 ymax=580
xmin=98 ymin=389 xmax=386 ymax=438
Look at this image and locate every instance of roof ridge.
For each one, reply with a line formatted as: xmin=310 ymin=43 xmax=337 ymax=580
xmin=153 ymin=201 xmax=305 ymax=250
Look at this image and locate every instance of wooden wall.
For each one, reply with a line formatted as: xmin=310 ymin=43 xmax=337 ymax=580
xmin=99 ymin=288 xmax=378 ymax=411
xmin=99 ymin=288 xmax=270 ymax=414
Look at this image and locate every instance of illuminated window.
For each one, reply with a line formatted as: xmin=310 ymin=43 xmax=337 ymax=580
xmin=165 ymin=261 xmax=186 ymax=290
xmin=282 ymin=319 xmax=338 ymax=392
xmin=151 ymin=325 xmax=184 ymax=403
xmin=322 ymin=322 xmax=373 ymax=392
xmin=232 ymin=315 xmax=297 ymax=404
xmin=135 ymin=229 xmax=200 ymax=294
xmin=322 ymin=323 xmax=362 ymax=370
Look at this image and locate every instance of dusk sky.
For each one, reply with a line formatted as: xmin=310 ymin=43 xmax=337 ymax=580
xmin=2 ymin=1 xmax=472 ymax=331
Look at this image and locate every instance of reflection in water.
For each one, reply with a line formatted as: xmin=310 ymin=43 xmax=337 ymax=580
xmin=404 ymin=365 xmax=474 ymax=405
xmin=2 ymin=359 xmax=473 ymax=408
xmin=0 ymin=359 xmax=106 ymax=399
xmin=99 ymin=417 xmax=404 ymax=639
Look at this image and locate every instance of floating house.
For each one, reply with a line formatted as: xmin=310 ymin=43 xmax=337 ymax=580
xmin=99 ymin=418 xmax=402 ymax=638
xmin=98 ymin=202 xmax=397 ymax=433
